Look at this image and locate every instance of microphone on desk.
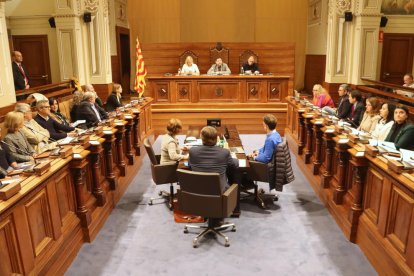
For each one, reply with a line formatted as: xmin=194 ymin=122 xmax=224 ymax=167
xmin=224 ymin=126 xmax=230 ymax=139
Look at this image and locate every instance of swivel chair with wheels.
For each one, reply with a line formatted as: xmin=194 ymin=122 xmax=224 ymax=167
xmin=176 ymin=169 xmax=238 ymax=248
xmin=143 ymin=138 xmax=178 ymax=210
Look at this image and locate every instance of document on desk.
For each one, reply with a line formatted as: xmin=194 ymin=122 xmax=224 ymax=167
xmin=230 ymin=147 xmax=245 ymax=154
xmin=71 ymin=120 xmax=86 ymax=127
xmin=238 ymin=159 xmax=247 ymax=167
xmin=184 ymin=138 xmax=202 ymax=147
xmin=58 ymin=136 xmax=75 ymax=145
xmin=400 ymin=149 xmax=414 ymax=168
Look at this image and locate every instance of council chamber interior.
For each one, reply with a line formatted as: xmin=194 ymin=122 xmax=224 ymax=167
xmin=0 ymin=1 xmax=414 ymax=275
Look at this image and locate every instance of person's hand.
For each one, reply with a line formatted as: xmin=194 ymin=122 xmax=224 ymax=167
xmin=25 ymin=85 xmax=30 ymax=89
xmin=182 ymin=154 xmax=189 ymax=160
xmin=181 ymin=146 xmax=188 ymax=152
xmin=254 ymin=71 xmax=260 ymax=74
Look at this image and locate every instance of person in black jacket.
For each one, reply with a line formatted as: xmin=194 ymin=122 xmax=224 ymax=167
xmin=84 ymin=84 xmax=104 ymax=107
xmin=242 ymin=55 xmax=259 ymax=74
xmin=11 ymin=51 xmax=30 ymax=91
xmin=0 ymin=127 xmax=19 ymax=179
xmin=322 ymin=84 xmax=352 ymax=119
xmin=346 ymin=90 xmax=365 ymax=128
xmin=76 ymin=91 xmax=109 ymax=128
xmin=385 ymin=105 xmax=414 ymax=150
xmin=105 ymin=83 xmax=123 ymax=112
xmin=34 ymin=100 xmax=75 ymax=141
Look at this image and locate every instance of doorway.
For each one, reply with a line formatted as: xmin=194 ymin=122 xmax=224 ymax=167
xmin=380 ymin=33 xmax=414 ymax=84
xmin=116 ymin=26 xmax=131 ymax=93
xmin=12 ymin=35 xmax=52 ymax=87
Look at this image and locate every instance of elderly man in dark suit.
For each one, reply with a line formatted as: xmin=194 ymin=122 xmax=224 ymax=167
xmin=12 ymin=51 xmax=30 ymax=90
xmin=188 ymin=126 xmax=238 ymax=192
xmin=76 ymin=91 xmax=109 ymax=128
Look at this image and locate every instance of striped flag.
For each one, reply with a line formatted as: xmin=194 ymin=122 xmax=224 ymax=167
xmin=133 ymin=37 xmax=147 ymax=97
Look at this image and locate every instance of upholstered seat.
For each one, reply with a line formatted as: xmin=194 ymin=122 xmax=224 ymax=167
xmin=177 ymin=169 xmax=238 ymax=248
xmin=144 ymin=138 xmax=178 ymax=210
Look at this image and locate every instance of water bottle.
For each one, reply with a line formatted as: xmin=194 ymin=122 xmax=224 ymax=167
xmin=240 ymin=66 xmax=244 ymax=75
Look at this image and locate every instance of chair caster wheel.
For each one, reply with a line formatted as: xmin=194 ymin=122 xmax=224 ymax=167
xmin=273 ymin=195 xmax=279 ymax=201
xmin=193 ymin=239 xmax=198 ymax=248
xmin=148 ymin=200 xmax=153 ymax=205
xmin=260 ymin=202 xmax=266 ymax=209
xmin=259 ymin=188 xmax=265 ymax=194
xmin=158 ymin=191 xmax=163 ymax=196
xmin=224 ymin=237 xmax=230 ymax=247
xmin=231 ymin=226 xmax=236 ymax=232
xmin=184 ymin=227 xmax=189 ymax=234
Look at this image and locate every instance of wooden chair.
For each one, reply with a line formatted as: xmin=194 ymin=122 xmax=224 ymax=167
xmin=177 ymin=169 xmax=238 ymax=248
xmin=210 ymin=43 xmax=229 ymax=65
xmin=239 ymin=50 xmax=259 ymax=69
xmin=179 ymin=50 xmax=199 ymax=68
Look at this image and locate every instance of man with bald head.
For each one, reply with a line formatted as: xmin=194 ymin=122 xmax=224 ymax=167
xmin=11 ymin=51 xmax=30 ymax=90
xmin=84 ymin=84 xmax=104 ymax=107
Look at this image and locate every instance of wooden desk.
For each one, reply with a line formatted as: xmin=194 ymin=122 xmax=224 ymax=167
xmin=284 ymin=96 xmax=414 ymax=275
xmin=0 ymin=99 xmax=153 ymax=275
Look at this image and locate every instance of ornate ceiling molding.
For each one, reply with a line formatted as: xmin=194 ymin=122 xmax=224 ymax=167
xmin=335 ymin=0 xmax=351 ymax=15
xmin=84 ymin=0 xmax=99 ymax=13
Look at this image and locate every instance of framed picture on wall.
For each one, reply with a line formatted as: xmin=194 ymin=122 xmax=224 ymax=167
xmin=381 ymin=0 xmax=414 ymax=15
xmin=308 ymin=0 xmax=322 ymax=26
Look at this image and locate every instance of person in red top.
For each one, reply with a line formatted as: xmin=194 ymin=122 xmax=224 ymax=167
xmin=11 ymin=51 xmax=30 ymax=90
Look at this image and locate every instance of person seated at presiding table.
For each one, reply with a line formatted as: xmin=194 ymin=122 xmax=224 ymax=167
xmin=70 ymin=90 xmax=85 ymax=122
xmin=76 ymin=91 xmax=109 ymax=128
xmin=345 ymin=90 xmax=365 ymax=128
xmin=15 ymin=103 xmax=57 ymax=154
xmin=3 ymin=112 xmax=36 ymax=163
xmin=385 ymin=104 xmax=414 ymax=150
xmin=249 ymin=114 xmax=282 ymax=164
xmin=84 ymin=84 xmax=104 ymax=107
xmin=358 ymin=97 xmax=381 ymax=133
xmin=371 ymin=102 xmax=396 ymax=141
xmin=207 ymin=58 xmax=231 ymax=75
xmin=242 ymin=55 xmax=259 ymax=74
xmin=160 ymin=118 xmax=188 ymax=164
xmin=180 ymin=56 xmax=200 ymax=76
xmin=49 ymin=97 xmax=71 ymax=127
xmin=34 ymin=100 xmax=76 ymax=141
xmin=105 ymin=83 xmax=123 ymax=112
xmin=0 ymin=127 xmax=19 ymax=178
xmin=322 ymin=84 xmax=352 ymax=119
xmin=188 ymin=126 xmax=238 ymax=192
xmin=395 ymin=73 xmax=414 ymax=97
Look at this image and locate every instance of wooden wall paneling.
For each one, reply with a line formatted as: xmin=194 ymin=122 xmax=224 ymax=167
xmin=386 ymin=185 xmax=414 ymax=256
xmin=304 ymin=55 xmax=326 ymax=93
xmin=0 ymin=216 xmax=23 ymax=275
xmin=24 ymin=189 xmax=54 ymax=257
xmin=364 ymin=167 xmax=385 ymax=226
xmin=111 ymin=55 xmax=120 ymax=84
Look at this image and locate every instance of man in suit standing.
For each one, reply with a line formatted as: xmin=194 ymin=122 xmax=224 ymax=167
xmin=188 ymin=126 xmax=238 ymax=192
xmin=12 ymin=51 xmax=30 ymax=90
xmin=76 ymin=91 xmax=109 ymax=128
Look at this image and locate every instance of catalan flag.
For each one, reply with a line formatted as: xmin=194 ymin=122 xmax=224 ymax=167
xmin=133 ymin=37 xmax=147 ymax=97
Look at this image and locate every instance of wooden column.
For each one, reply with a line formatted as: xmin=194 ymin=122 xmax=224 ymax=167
xmin=304 ymin=115 xmax=314 ymax=164
xmin=298 ymin=109 xmax=306 ymax=155
xmin=124 ymin=114 xmax=135 ymax=165
xmin=348 ymin=150 xmax=368 ymax=224
xmin=132 ymin=109 xmax=141 ymax=156
xmin=115 ymin=122 xmax=127 ymax=176
xmin=320 ymin=129 xmax=335 ymax=188
xmin=103 ymin=129 xmax=118 ymax=190
xmin=312 ymin=120 xmax=324 ymax=175
xmin=70 ymin=151 xmax=92 ymax=227
xmin=333 ymin=138 xmax=350 ymax=204
xmin=89 ymin=140 xmax=106 ymax=206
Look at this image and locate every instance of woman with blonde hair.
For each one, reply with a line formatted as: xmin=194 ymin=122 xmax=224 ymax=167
xmin=180 ymin=56 xmax=200 ymax=76
xmin=15 ymin=103 xmax=57 ymax=154
xmin=70 ymin=90 xmax=85 ymax=122
xmin=312 ymin=84 xmax=323 ymax=106
xmin=105 ymin=83 xmax=123 ymax=112
xmin=160 ymin=118 xmax=188 ymax=164
xmin=358 ymin=97 xmax=381 ymax=133
xmin=313 ymin=85 xmax=334 ymax=108
xmin=3 ymin=111 xmax=36 ymax=163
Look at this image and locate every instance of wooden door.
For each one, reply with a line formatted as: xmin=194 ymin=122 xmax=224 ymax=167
xmin=116 ymin=27 xmax=131 ymax=93
xmin=12 ymin=35 xmax=51 ymax=87
xmin=380 ymin=34 xmax=414 ymax=84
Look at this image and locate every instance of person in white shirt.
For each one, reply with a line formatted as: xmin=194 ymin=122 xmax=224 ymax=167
xmin=395 ymin=73 xmax=414 ymax=97
xmin=371 ymin=102 xmax=396 ymax=141
xmin=180 ymin=56 xmax=200 ymax=75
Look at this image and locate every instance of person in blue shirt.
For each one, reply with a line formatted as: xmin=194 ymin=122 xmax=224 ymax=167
xmin=249 ymin=114 xmax=282 ymax=163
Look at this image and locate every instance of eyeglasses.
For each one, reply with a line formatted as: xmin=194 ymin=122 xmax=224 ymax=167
xmin=41 ymin=106 xmax=51 ymax=109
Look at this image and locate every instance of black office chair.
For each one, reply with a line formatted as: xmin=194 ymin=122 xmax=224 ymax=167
xmin=143 ymin=138 xmax=178 ymax=210
xmin=176 ymin=169 xmax=238 ymax=248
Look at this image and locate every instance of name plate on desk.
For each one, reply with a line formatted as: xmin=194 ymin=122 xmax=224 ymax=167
xmin=0 ymin=179 xmax=22 ymax=200
xmin=348 ymin=134 xmax=360 ymax=143
xmin=34 ymin=160 xmax=52 ymax=176
xmin=94 ymin=126 xmax=103 ymax=136
xmin=365 ymin=145 xmax=379 ymax=157
xmin=77 ymin=135 xmax=90 ymax=147
xmin=59 ymin=146 xmax=73 ymax=158
xmin=388 ymin=159 xmax=414 ymax=174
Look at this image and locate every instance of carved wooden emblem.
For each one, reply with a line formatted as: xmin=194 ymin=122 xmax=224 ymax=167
xmin=159 ymin=88 xmax=168 ymax=96
xmin=179 ymin=87 xmax=188 ymax=96
xmin=250 ymin=86 xmax=258 ymax=96
xmin=215 ymin=87 xmax=223 ymax=97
